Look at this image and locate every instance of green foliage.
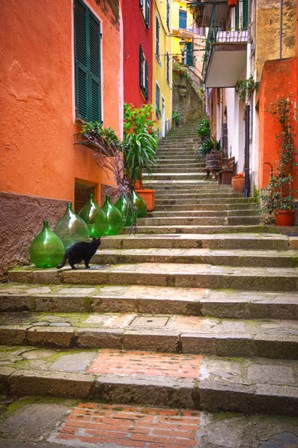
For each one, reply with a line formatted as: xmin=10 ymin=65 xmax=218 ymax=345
xmin=235 ymin=75 xmax=255 ymax=103
xmin=122 ymin=103 xmax=158 ymax=182
xmin=172 ymin=111 xmax=181 ymax=126
xmin=197 ymin=118 xmax=210 ymax=139
xmin=197 ymin=138 xmax=220 ymax=161
xmin=260 ymin=98 xmax=297 ymax=214
xmin=81 ymin=121 xmax=120 ymax=148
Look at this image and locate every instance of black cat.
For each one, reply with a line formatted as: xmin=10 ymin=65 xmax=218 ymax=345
xmin=57 ymin=238 xmax=101 ymax=269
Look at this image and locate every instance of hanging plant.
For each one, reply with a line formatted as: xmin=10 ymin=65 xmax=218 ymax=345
xmin=235 ymin=76 xmax=255 ymax=103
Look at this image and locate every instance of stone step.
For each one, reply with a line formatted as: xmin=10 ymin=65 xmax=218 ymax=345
xmin=8 ymin=263 xmax=298 ymax=291
xmin=129 ymin=224 xmax=275 ymax=234
xmin=143 ymin=173 xmax=206 ymax=181
xmin=0 ymin=312 xmax=297 ymax=359
xmin=91 ymin=248 xmax=298 ymax=268
xmin=137 ymin=216 xmax=262 ymax=226
xmin=155 ymin=197 xmax=251 ymax=205
xmin=143 ymin=181 xmax=218 ymax=187
xmin=152 ymin=206 xmax=257 ymax=213
xmin=100 ymin=233 xmax=289 ymax=250
xmin=153 ymin=166 xmax=204 ymax=173
xmin=1 ymin=283 xmax=297 ymax=319
xmin=149 ymin=210 xmax=259 ymax=217
xmin=1 ymin=346 xmax=297 ymax=415
xmin=154 ymin=191 xmax=241 ymax=198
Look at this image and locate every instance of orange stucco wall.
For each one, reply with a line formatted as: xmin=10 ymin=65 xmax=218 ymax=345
xmin=258 ymin=58 xmax=298 ymax=197
xmin=0 ymin=0 xmax=122 ymax=206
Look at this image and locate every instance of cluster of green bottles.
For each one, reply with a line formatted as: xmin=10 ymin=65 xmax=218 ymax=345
xmin=29 ymin=191 xmax=147 ymax=268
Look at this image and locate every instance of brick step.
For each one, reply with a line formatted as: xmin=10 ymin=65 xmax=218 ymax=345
xmin=91 ymin=248 xmax=298 ymax=268
xmin=149 ymin=210 xmax=259 ymax=217
xmin=1 ymin=346 xmax=297 ymax=415
xmin=101 ymin=233 xmax=289 ymax=250
xmin=1 ymin=312 xmax=297 ymax=359
xmin=137 ymin=216 xmax=262 ymax=226
xmin=8 ymin=263 xmax=298 ymax=291
xmin=1 ymin=283 xmax=297 ymax=319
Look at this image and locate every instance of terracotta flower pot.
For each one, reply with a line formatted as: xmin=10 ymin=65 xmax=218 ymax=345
xmin=231 ymin=176 xmax=244 ymax=193
xmin=228 ymin=0 xmax=237 ymax=7
xmin=274 ymin=210 xmax=295 ymax=226
xmin=136 ymin=189 xmax=155 ymax=211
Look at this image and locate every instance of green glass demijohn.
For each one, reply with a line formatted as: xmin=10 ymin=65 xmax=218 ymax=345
xmin=54 ymin=201 xmax=90 ymax=249
xmin=102 ymin=196 xmax=123 ymax=235
xmin=131 ymin=190 xmax=147 ymax=218
xmin=78 ymin=193 xmax=107 ymax=237
xmin=115 ymin=195 xmax=135 ymax=227
xmin=29 ymin=220 xmax=65 ymax=268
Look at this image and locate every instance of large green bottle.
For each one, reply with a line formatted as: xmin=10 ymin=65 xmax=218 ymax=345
xmin=102 ymin=196 xmax=123 ymax=235
xmin=131 ymin=190 xmax=147 ymax=218
xmin=79 ymin=194 xmax=107 ymax=237
xmin=29 ymin=220 xmax=64 ymax=268
xmin=115 ymin=195 xmax=135 ymax=227
xmin=54 ymin=202 xmax=90 ymax=249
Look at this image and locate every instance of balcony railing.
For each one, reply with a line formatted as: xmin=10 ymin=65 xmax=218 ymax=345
xmin=202 ymin=29 xmax=248 ymax=79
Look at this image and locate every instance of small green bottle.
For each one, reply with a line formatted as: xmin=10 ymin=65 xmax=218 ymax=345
xmin=54 ymin=202 xmax=90 ymax=249
xmin=115 ymin=195 xmax=135 ymax=227
xmin=79 ymin=194 xmax=107 ymax=237
xmin=29 ymin=220 xmax=64 ymax=268
xmin=102 ymin=196 xmax=123 ymax=235
xmin=131 ymin=190 xmax=147 ymax=218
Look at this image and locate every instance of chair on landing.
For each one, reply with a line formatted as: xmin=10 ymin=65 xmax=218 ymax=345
xmin=218 ymin=156 xmax=236 ymax=185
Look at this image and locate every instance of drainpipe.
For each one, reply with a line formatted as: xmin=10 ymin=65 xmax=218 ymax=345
xmin=280 ymin=0 xmax=283 ymax=59
xmin=244 ymin=105 xmax=250 ymax=197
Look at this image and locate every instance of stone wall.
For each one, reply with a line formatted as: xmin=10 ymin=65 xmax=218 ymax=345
xmin=0 ymin=192 xmax=67 ymax=280
xmin=172 ymin=71 xmax=205 ymax=124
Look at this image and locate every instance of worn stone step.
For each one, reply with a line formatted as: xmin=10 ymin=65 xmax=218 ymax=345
xmin=1 ymin=283 xmax=297 ymax=319
xmin=138 ymin=216 xmax=262 ymax=226
xmin=143 ymin=173 xmax=206 ymax=181
xmin=154 ymin=192 xmax=243 ymax=199
xmin=0 ymin=312 xmax=297 ymax=359
xmin=101 ymin=233 xmax=289 ymax=250
xmin=152 ymin=205 xmax=256 ymax=213
xmin=92 ymin=248 xmax=298 ymax=268
xmin=131 ymin=224 xmax=274 ymax=234
xmin=1 ymin=346 xmax=297 ymax=415
xmin=149 ymin=210 xmax=259 ymax=217
xmin=155 ymin=197 xmax=251 ymax=205
xmin=8 ymin=263 xmax=298 ymax=291
xmin=153 ymin=166 xmax=204 ymax=173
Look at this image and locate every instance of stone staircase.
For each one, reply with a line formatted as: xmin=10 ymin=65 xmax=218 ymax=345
xmin=1 ymin=122 xmax=298 ymax=429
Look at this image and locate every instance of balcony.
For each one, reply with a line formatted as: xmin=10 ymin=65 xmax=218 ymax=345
xmin=203 ymin=29 xmax=248 ymax=88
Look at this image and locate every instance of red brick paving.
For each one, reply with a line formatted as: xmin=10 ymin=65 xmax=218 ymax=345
xmin=88 ymin=350 xmax=202 ymax=379
xmin=54 ymin=403 xmax=202 ymax=447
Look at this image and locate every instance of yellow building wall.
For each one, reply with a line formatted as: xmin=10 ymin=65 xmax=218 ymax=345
xmin=153 ymin=0 xmax=172 ymax=136
xmin=255 ymin=0 xmax=296 ymax=80
xmin=171 ymin=1 xmax=192 ymax=59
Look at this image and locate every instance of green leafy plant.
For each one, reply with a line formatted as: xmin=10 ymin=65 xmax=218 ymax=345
xmin=197 ymin=138 xmax=220 ymax=161
xmin=172 ymin=111 xmax=181 ymax=126
xmin=122 ymin=103 xmax=158 ymax=182
xmin=80 ymin=121 xmax=120 ymax=150
xmin=235 ymin=75 xmax=255 ymax=103
xmin=260 ymin=98 xmax=297 ymax=215
xmin=197 ymin=118 xmax=210 ymax=139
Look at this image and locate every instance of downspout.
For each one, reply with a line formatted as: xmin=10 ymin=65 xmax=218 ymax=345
xmin=244 ymin=0 xmax=252 ymax=197
xmin=280 ymin=0 xmax=283 ymax=59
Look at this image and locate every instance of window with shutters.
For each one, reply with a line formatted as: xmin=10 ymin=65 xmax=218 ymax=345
xmin=139 ymin=45 xmax=149 ymax=100
xmin=155 ymin=16 xmax=160 ymax=62
xmin=166 ymin=0 xmax=170 ymax=30
xmin=140 ymin=0 xmax=150 ymax=27
xmin=186 ymin=41 xmax=194 ymax=66
xmin=166 ymin=52 xmax=170 ymax=85
xmin=179 ymin=10 xmax=187 ymax=29
xmin=74 ymin=0 xmax=102 ymax=122
xmin=156 ymin=82 xmax=160 ymax=117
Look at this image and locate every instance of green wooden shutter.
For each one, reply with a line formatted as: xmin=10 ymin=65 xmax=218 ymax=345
xmin=145 ymin=60 xmax=148 ymax=99
xmin=235 ymin=3 xmax=239 ymax=30
xmin=243 ymin=0 xmax=248 ymax=30
xmin=186 ymin=41 xmax=193 ymax=66
xmin=156 ymin=17 xmax=160 ymax=59
xmin=89 ymin=14 xmax=101 ymax=122
xmin=74 ymin=0 xmax=101 ymax=122
xmin=145 ymin=0 xmax=150 ymax=26
xmin=139 ymin=45 xmax=144 ymax=90
xmin=156 ymin=83 xmax=160 ymax=115
xmin=74 ymin=0 xmax=88 ymax=120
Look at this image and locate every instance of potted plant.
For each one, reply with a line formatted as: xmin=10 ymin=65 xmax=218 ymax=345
xmin=122 ymin=103 xmax=158 ymax=211
xmin=228 ymin=0 xmax=237 ymax=7
xmin=232 ymin=173 xmax=245 ymax=193
xmin=260 ymin=99 xmax=297 ymax=226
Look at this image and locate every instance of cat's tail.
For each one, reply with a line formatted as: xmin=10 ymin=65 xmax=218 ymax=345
xmin=57 ymin=251 xmax=67 ymax=269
